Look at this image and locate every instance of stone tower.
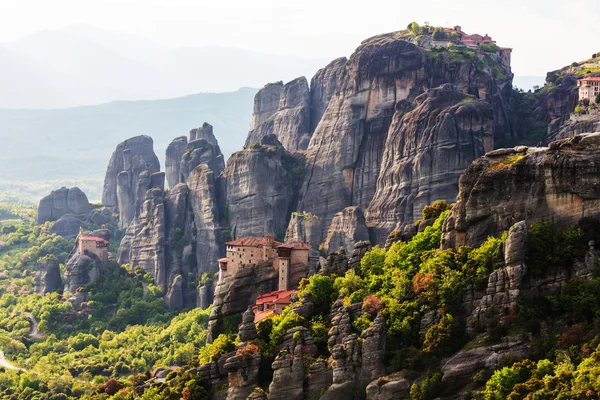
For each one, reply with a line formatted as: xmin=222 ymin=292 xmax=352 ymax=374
xmin=278 ymin=257 xmax=290 ymax=291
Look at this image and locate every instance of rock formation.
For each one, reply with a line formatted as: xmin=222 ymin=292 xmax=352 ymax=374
xmin=442 ymin=133 xmax=600 ymax=249
xmin=34 ymin=255 xmax=63 ymax=294
xmin=188 ymin=165 xmax=223 ymax=275
xmin=37 ymin=187 xmax=91 ymax=224
xmin=321 ymin=206 xmax=370 ymax=254
xmin=64 ymin=252 xmax=103 ymax=293
xmin=180 ymin=134 xmax=225 ymax=184
xmin=284 ymin=212 xmax=322 ymax=253
xmin=366 ymin=84 xmax=494 ymax=242
xmin=219 ymin=135 xmax=304 ymax=240
xmin=245 ymin=78 xmax=311 ymax=151
xmin=165 ymin=136 xmax=187 ymax=189
xmin=102 ymin=135 xmax=160 ymax=228
xmin=224 ymin=308 xmax=261 ymax=400
xmin=297 ymin=34 xmax=512 ymax=246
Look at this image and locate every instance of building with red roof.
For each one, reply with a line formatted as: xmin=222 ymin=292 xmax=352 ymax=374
xmin=252 ymin=289 xmax=296 ymax=323
xmin=77 ymin=234 xmax=109 ymax=264
xmin=579 ymin=76 xmax=600 ymax=103
xmin=219 ymin=234 xmax=310 ymax=291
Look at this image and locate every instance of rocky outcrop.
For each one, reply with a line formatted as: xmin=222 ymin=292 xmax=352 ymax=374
xmin=440 ymin=336 xmax=529 ymax=382
xmin=64 ymin=251 xmax=103 ymax=293
xmin=442 ymin=133 xmax=600 ymax=250
xmin=224 ymin=309 xmax=261 ymax=400
xmin=102 ymin=135 xmax=160 ymax=210
xmin=321 ymin=206 xmax=370 ymax=254
xmin=245 ymin=78 xmax=311 ymax=151
xmin=366 ymin=374 xmax=411 ymax=400
xmin=284 ymin=212 xmax=322 ymax=253
xmin=118 ymin=187 xmax=167 ymax=285
xmin=49 ymin=215 xmax=88 ymax=239
xmin=180 ymin=137 xmax=225 ymax=184
xmin=219 ymin=135 xmax=304 ymax=240
xmin=298 ymin=34 xmax=512 ymax=246
xmin=34 ymin=255 xmax=62 ymax=294
xmin=165 ymin=274 xmax=184 ymax=311
xmin=367 ymin=84 xmax=494 ymax=242
xmin=310 ymin=57 xmax=347 ymax=131
xmin=37 ymin=187 xmax=91 ymax=224
xmin=165 ymin=136 xmax=187 ymax=189
xmin=322 ymin=248 xmax=349 ymax=276
xmin=207 ymin=261 xmax=278 ymax=342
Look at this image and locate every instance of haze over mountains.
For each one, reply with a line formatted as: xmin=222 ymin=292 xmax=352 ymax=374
xmin=0 ymin=88 xmax=256 ymax=202
xmin=0 ymin=25 xmax=328 ymax=109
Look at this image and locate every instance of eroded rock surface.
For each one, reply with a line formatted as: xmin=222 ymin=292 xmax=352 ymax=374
xmin=442 ymin=133 xmax=600 ymax=249
xmin=367 ymin=84 xmax=494 ymax=243
xmin=165 ymin=136 xmax=187 ymax=189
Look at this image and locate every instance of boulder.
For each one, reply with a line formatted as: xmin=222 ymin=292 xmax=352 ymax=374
xmin=49 ymin=214 xmax=88 ymax=239
xmin=321 ymin=206 xmax=370 ymax=255
xmin=37 ymin=187 xmax=91 ymax=224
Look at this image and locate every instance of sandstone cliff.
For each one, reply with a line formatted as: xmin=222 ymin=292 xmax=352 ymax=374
xmin=367 ymin=84 xmax=494 ymax=243
xmin=321 ymin=206 xmax=370 ymax=254
xmin=442 ymin=133 xmax=600 ymax=249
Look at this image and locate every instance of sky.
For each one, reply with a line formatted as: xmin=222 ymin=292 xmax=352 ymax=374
xmin=1 ymin=0 xmax=599 ymax=77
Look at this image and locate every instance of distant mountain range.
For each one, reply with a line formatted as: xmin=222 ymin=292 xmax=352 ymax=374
xmin=0 ymin=25 xmax=328 ymax=109
xmin=0 ymin=88 xmax=257 ymax=202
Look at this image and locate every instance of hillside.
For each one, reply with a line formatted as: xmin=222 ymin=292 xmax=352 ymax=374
xmin=0 ymin=88 xmax=256 ymax=202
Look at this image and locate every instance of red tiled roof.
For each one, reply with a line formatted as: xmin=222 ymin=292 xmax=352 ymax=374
xmin=225 ymin=236 xmax=284 ymax=247
xmin=218 ymin=258 xmax=228 ymax=263
xmin=79 ymin=236 xmax=109 ymax=245
xmin=582 ymin=77 xmax=600 ymax=82
xmin=277 ymin=242 xmax=311 ymax=250
xmin=255 ymin=289 xmax=297 ymax=304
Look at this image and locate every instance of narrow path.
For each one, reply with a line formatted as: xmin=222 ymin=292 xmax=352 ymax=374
xmin=26 ymin=312 xmax=43 ymax=340
xmin=0 ymin=350 xmax=24 ymax=371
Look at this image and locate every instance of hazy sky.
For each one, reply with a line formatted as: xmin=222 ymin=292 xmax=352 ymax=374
xmin=1 ymin=0 xmax=599 ymax=76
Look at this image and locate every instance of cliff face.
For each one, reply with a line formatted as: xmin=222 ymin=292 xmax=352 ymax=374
xmin=102 ymin=135 xmax=160 ymax=210
xmin=367 ymin=84 xmax=494 ymax=243
xmin=245 ymin=78 xmax=312 ymax=152
xmin=297 ymin=35 xmax=513 ymax=245
xmin=310 ymin=57 xmax=348 ymax=132
xmin=37 ymin=187 xmax=91 ymax=224
xmin=442 ymin=133 xmax=600 ymax=249
xmin=187 ymin=164 xmax=223 ymax=275
xmin=219 ymin=135 xmax=304 ymax=240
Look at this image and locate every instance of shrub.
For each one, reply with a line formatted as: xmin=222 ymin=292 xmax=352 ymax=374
xmin=198 ymin=334 xmax=236 ymax=364
xmin=236 ymin=343 xmax=259 ymax=357
xmin=421 ymin=200 xmax=451 ymax=221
